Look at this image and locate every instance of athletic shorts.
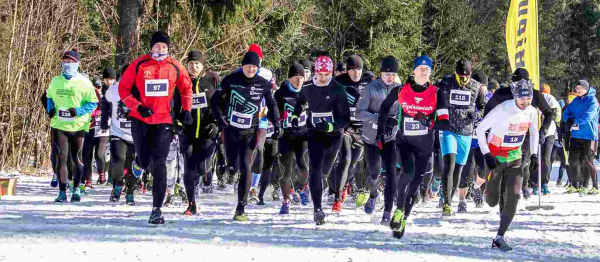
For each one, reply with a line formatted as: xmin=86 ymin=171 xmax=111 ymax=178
xmin=440 ymin=130 xmax=472 ymax=166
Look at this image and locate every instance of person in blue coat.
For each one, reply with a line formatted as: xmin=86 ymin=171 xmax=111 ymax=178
xmin=563 ymin=79 xmax=599 ymax=195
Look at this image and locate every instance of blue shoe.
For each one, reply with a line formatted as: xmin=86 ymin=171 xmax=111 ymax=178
xmin=50 ymin=173 xmax=59 ymax=188
xmin=132 ymin=162 xmax=144 ymax=178
xmin=299 ymin=191 xmax=310 ymax=206
xmin=71 ymin=187 xmax=81 ymax=202
xmin=541 ymin=184 xmax=550 ymax=195
xmin=364 ymin=197 xmax=376 ymax=214
xmin=532 ymin=187 xmax=539 ymax=195
xmin=55 ymin=191 xmax=67 ymax=203
xmin=431 ymin=178 xmax=441 ymax=193
xmin=292 ymin=191 xmax=300 ymax=204
xmin=110 ymin=185 xmax=123 ymax=202
xmin=279 ymin=201 xmax=290 ymax=215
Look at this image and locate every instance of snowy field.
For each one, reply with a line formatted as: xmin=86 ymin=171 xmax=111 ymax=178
xmin=1 ymin=166 xmax=600 ymax=262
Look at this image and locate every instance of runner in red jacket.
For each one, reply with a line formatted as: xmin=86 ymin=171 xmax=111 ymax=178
xmin=118 ymin=31 xmax=194 ymax=225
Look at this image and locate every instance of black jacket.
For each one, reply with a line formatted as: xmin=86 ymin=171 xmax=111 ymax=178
xmin=175 ymin=72 xmax=220 ymax=140
xmin=211 ymin=70 xmax=280 ymax=131
xmin=275 ymin=80 xmax=307 ymax=137
xmin=436 ymin=75 xmax=486 ymax=136
xmin=293 ymin=78 xmax=350 ymax=133
xmin=335 ymin=73 xmax=372 ymax=127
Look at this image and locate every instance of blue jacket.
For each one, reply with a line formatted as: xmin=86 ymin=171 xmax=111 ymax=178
xmin=563 ymin=88 xmax=599 ymax=141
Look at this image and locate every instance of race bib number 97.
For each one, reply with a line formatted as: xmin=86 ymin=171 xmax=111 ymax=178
xmin=449 ymin=89 xmax=471 ymax=106
xmin=145 ymin=79 xmax=169 ymax=97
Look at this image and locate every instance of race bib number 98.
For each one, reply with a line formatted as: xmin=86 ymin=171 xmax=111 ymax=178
xmin=145 ymin=79 xmax=169 ymax=97
xmin=449 ymin=89 xmax=471 ymax=106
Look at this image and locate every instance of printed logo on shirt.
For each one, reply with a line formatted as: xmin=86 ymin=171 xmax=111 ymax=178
xmin=414 ymin=97 xmax=423 ymax=104
xmin=325 ymin=96 xmax=330 ymax=99
xmin=144 ymin=71 xmax=151 ymax=79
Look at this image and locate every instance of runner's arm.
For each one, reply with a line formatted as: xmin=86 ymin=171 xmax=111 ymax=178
xmin=377 ymin=86 xmax=400 ymax=137
xmin=476 ymin=106 xmax=502 ymax=155
xmin=529 ymin=109 xmax=540 ymax=155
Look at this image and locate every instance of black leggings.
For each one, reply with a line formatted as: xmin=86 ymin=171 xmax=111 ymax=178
xmin=334 ymin=127 xmax=364 ymax=199
xmin=521 ymin=135 xmax=532 ymax=189
xmin=279 ymin=133 xmax=309 ymax=201
xmin=254 ymin=139 xmax=279 ymax=199
xmin=485 ymin=159 xmax=522 ymax=237
xmin=364 ymin=142 xmax=398 ymax=212
xmin=131 ymin=118 xmax=173 ymax=208
xmin=442 ymin=154 xmax=464 ymax=206
xmin=569 ymin=138 xmax=598 ymax=189
xmin=551 ymin=145 xmax=568 ymax=182
xmin=109 ymin=136 xmax=137 ymax=193
xmin=82 ymin=129 xmax=109 ymax=181
xmin=308 ymin=130 xmax=343 ymax=211
xmin=532 ymin=136 xmax=555 ymax=185
xmin=225 ymin=128 xmax=261 ymax=206
xmin=181 ymin=136 xmax=216 ymax=203
xmin=397 ymin=141 xmax=432 ymax=218
xmin=460 ymin=147 xmax=485 ymax=189
xmin=51 ymin=128 xmax=85 ymax=191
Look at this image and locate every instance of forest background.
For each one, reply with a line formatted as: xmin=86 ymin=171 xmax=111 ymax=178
xmin=1 ymin=0 xmax=599 ymax=171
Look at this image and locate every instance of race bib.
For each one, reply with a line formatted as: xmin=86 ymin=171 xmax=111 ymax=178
xmin=145 ymin=79 xmax=169 ymax=97
xmin=192 ymin=92 xmax=208 ymax=109
xmin=286 ymin=112 xmax=307 ymax=128
xmin=311 ymin=111 xmax=334 ymax=126
xmin=501 ymin=133 xmax=525 ymax=147
xmin=571 ymin=124 xmax=579 ymax=131
xmin=95 ymin=127 xmax=109 ymax=137
xmin=449 ymin=89 xmax=471 ymax=106
xmin=350 ymin=107 xmax=357 ymax=121
xmin=403 ymin=117 xmax=428 ymax=136
xmin=266 ymin=122 xmax=275 ymax=138
xmin=230 ymin=111 xmax=253 ymax=129
xmin=119 ymin=118 xmax=131 ymax=129
xmin=57 ymin=108 xmax=75 ymax=122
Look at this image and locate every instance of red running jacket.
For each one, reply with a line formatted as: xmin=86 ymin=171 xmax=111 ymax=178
xmin=119 ymin=54 xmax=193 ymax=125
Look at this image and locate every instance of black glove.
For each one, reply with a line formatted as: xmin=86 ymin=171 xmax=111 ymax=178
xmin=48 ymin=109 xmax=56 ymax=119
xmin=315 ymin=122 xmax=331 ymax=132
xmin=216 ymin=116 xmax=229 ymax=129
xmin=530 ymin=154 xmax=539 ymax=171
xmin=291 ymin=116 xmax=299 ymax=128
xmin=484 ymin=153 xmax=499 ymax=170
xmin=538 ymin=130 xmax=546 ymax=145
xmin=68 ymin=108 xmax=78 ymax=117
xmin=434 ymin=119 xmax=450 ymax=131
xmin=414 ymin=112 xmax=433 ymax=128
xmin=182 ymin=111 xmax=194 ymax=126
xmin=204 ymin=123 xmax=218 ymax=140
xmin=137 ymin=105 xmax=153 ymax=118
xmin=467 ymin=111 xmax=479 ymax=122
xmin=100 ymin=121 xmax=110 ymax=130
xmin=376 ymin=134 xmax=385 ymax=150
xmin=273 ymin=125 xmax=284 ymax=139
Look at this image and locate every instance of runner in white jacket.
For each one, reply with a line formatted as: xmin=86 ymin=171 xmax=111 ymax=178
xmin=476 ymin=79 xmax=539 ymax=252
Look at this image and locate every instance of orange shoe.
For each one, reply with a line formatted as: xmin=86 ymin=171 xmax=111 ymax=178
xmin=332 ymin=200 xmax=343 ymax=213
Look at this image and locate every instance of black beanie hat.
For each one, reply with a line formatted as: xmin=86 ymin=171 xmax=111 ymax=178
xmin=102 ymin=68 xmax=116 ymax=79
xmin=187 ymin=51 xmax=205 ymax=64
xmin=346 ymin=55 xmax=363 ymax=70
xmin=472 ymin=71 xmax=488 ymax=87
xmin=242 ymin=51 xmax=261 ymax=67
xmin=511 ymin=68 xmax=530 ymax=82
xmin=336 ymin=62 xmax=346 ymax=72
xmin=299 ymin=59 xmax=311 ymax=70
xmin=455 ymin=59 xmax=472 ymax=76
xmin=150 ymin=31 xmax=171 ymax=48
xmin=380 ymin=56 xmax=398 ymax=73
xmin=288 ymin=62 xmax=305 ymax=78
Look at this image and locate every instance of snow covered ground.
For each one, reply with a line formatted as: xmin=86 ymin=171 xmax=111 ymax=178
xmin=1 ymin=168 xmax=600 ymax=262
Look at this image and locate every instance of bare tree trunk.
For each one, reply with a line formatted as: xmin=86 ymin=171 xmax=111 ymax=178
xmin=116 ymin=0 xmax=142 ymax=70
